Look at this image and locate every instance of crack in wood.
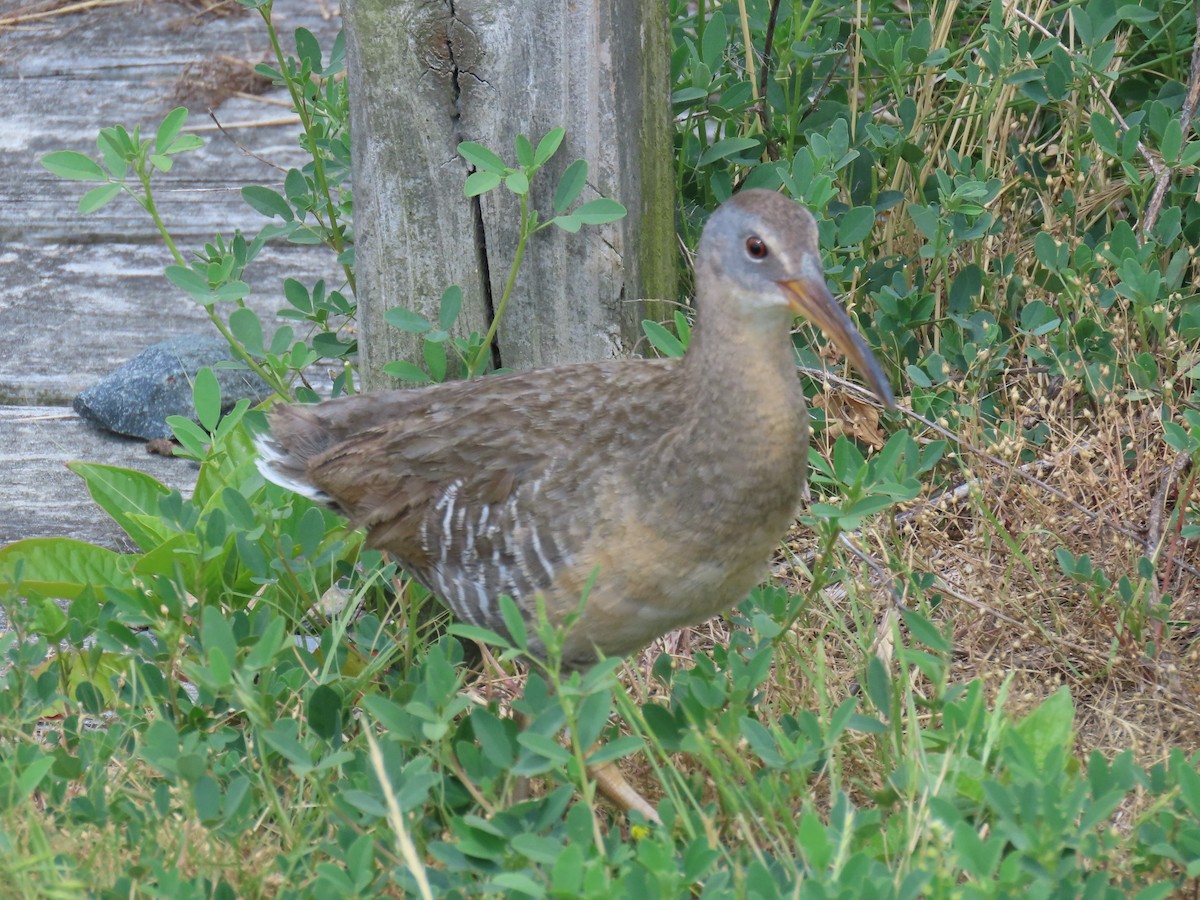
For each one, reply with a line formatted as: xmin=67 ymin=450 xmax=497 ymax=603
xmin=445 ymin=0 xmax=500 ymax=369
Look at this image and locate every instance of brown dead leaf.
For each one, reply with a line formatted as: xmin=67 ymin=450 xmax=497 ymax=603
xmin=812 ymin=389 xmax=887 ymax=449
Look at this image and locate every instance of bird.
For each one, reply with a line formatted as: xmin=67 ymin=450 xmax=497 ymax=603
xmin=256 ymin=188 xmax=895 ymax=818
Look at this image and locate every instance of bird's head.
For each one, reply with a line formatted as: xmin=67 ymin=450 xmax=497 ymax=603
xmin=697 ymin=189 xmax=896 ymax=410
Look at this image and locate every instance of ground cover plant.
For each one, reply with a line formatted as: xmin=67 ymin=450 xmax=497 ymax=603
xmin=2 ymin=0 xmax=1200 ymax=896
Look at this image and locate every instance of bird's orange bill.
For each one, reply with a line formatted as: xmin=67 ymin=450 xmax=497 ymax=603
xmin=778 ymin=277 xmax=896 ymax=410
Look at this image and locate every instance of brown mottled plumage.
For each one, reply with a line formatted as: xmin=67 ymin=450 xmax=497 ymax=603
xmin=257 ymin=189 xmax=895 ymax=670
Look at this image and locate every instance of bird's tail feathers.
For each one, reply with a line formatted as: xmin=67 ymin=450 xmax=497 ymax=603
xmin=254 ymin=406 xmax=336 ymax=505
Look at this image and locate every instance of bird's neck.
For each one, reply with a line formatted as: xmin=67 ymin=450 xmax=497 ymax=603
xmin=683 ymin=298 xmax=803 ymax=423
xmin=638 ymin=296 xmax=809 ymax=538
xmin=659 ymin=296 xmax=809 ymax=527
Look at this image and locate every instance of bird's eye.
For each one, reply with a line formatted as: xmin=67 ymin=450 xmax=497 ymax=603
xmin=745 ymin=236 xmax=769 ymax=260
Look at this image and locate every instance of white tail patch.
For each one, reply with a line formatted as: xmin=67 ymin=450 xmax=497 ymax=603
xmin=254 ymin=435 xmax=333 ymax=504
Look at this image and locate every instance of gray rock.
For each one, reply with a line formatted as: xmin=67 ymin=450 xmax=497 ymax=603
xmin=73 ymin=335 xmax=272 ymax=439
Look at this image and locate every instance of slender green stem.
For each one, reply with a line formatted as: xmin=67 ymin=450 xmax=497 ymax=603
xmin=137 ymin=167 xmax=287 ymax=395
xmin=557 ymin=684 xmax=607 ymax=851
xmin=469 ymin=193 xmax=532 ymax=375
xmin=258 ymin=5 xmax=356 ymax=296
xmin=774 ymin=524 xmax=842 ymax=640
xmin=136 ymin=172 xmax=184 ymax=267
xmin=209 ymin=313 xmax=288 ymax=396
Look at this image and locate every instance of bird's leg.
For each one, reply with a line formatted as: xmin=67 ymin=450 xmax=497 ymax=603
xmin=587 ymin=758 xmax=661 ymax=825
xmin=510 ymin=685 xmax=660 ymax=824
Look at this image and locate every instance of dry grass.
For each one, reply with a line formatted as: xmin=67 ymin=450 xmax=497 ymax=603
xmin=807 ymin=384 xmax=1198 ymax=769
xmin=913 ymin=396 xmax=1199 ymax=760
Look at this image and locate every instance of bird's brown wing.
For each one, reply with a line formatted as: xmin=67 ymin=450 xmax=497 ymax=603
xmin=267 ymin=359 xmax=677 ymax=628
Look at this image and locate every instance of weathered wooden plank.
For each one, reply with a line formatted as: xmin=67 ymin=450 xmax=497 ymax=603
xmin=343 ymin=0 xmax=676 ymax=388
xmin=0 ymin=239 xmax=345 ymax=405
xmin=0 ymin=1 xmax=346 ymax=405
xmin=6 ymin=91 xmax=323 ymax=241
xmin=0 ymin=405 xmax=197 ymax=551
xmin=2 ymin=3 xmax=342 ymax=242
xmin=0 ymin=1 xmax=344 ymax=547
xmin=340 ymin=1 xmax=490 ymax=385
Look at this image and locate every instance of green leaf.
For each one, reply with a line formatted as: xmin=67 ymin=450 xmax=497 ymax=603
xmin=166 ymin=134 xmax=204 ymax=154
xmin=514 ymin=133 xmax=534 ymax=168
xmin=583 ymin=734 xmax=645 ymax=767
xmin=464 ymin=170 xmax=501 ymax=197
xmin=1178 ymin=759 xmax=1200 ymax=818
xmin=41 ymin=151 xmax=107 ymax=181
xmin=78 ymin=183 xmax=123 ymax=215
xmin=438 ymin=285 xmax=463 ymax=331
xmin=505 ymin=170 xmax=530 ymax=196
xmin=242 ymin=185 xmax=294 ymax=221
xmin=213 ymin=281 xmax=250 ymax=303
xmin=471 ymin=709 xmax=517 ymax=768
xmin=499 ymin=594 xmax=527 ymax=649
xmin=574 ymin=690 xmax=613 ymax=750
xmin=1009 ymin=685 xmax=1074 ymax=769
xmin=424 ymin=339 xmax=447 ymax=383
xmin=155 ymin=107 xmax=189 ymax=154
xmin=1131 ymin=886 xmax=1177 ymax=900
xmin=169 ymin=415 xmax=210 ymax=457
xmin=193 ymin=367 xmax=222 ymax=432
xmin=697 ymin=136 xmax=760 ymax=166
xmin=245 ymin=616 xmax=288 ymax=671
xmin=1117 ymin=5 xmax=1160 ymax=24
xmin=295 ymin=26 xmax=323 ymax=72
xmin=865 ymin=656 xmax=892 ymax=717
xmin=899 ymin=607 xmax=951 ymax=653
xmin=672 ymin=86 xmax=710 ymax=106
xmin=229 ymin=307 xmax=265 ymax=355
xmin=517 ymin=731 xmax=572 ymax=766
xmin=1033 ymin=231 xmax=1062 ymax=271
xmin=1162 ymin=421 xmax=1194 ymax=454
xmin=458 ymin=141 xmax=507 ymax=174
xmin=642 ymin=319 xmax=685 ymax=358
xmin=284 ymin=167 xmax=310 ymax=203
xmin=33 ymin=594 xmax=70 ymax=641
xmin=448 ymin=623 xmax=515 ymax=651
xmin=554 ymin=159 xmax=588 ymax=214
xmin=571 ymin=198 xmax=626 ymax=225
xmin=0 ymin=537 xmax=133 ymax=600
xmin=98 ymin=132 xmax=128 ymax=177
xmin=700 ymin=9 xmax=728 ymax=68
xmin=551 ymin=214 xmax=582 ymax=233
xmin=382 ymin=360 xmax=432 ymax=383
xmin=307 ymin=684 xmax=343 ymax=741
xmin=1160 ymin=118 xmax=1183 ymax=164
xmin=165 ymin=265 xmax=211 ymax=298
xmin=201 ymin=606 xmax=237 ymax=670
xmin=193 ymin=776 xmax=222 ymax=824
xmin=17 ymin=757 xmax=54 ymax=801
xmin=283 ymin=278 xmax=313 ymax=314
xmin=67 ymin=463 xmax=173 ymax=552
xmin=384 ymin=307 xmax=432 ymax=334
xmin=533 ymin=127 xmax=565 ymax=166
xmin=134 ymin=532 xmax=199 ymax=583
xmin=797 ymin=810 xmax=832 ymax=870
xmin=839 ymin=206 xmax=876 ymax=244
xmin=1090 ymin=112 xmax=1119 ymax=156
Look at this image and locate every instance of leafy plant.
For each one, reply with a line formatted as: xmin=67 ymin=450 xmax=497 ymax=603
xmin=384 ymin=129 xmax=628 ymax=383
xmin=41 ymin=17 xmax=355 ymax=400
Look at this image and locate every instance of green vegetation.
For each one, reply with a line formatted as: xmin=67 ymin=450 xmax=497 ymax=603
xmin=4 ymin=0 xmax=1200 ymax=895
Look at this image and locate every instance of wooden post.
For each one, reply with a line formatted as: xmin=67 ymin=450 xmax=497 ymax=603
xmin=343 ymin=0 xmax=676 ymax=389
